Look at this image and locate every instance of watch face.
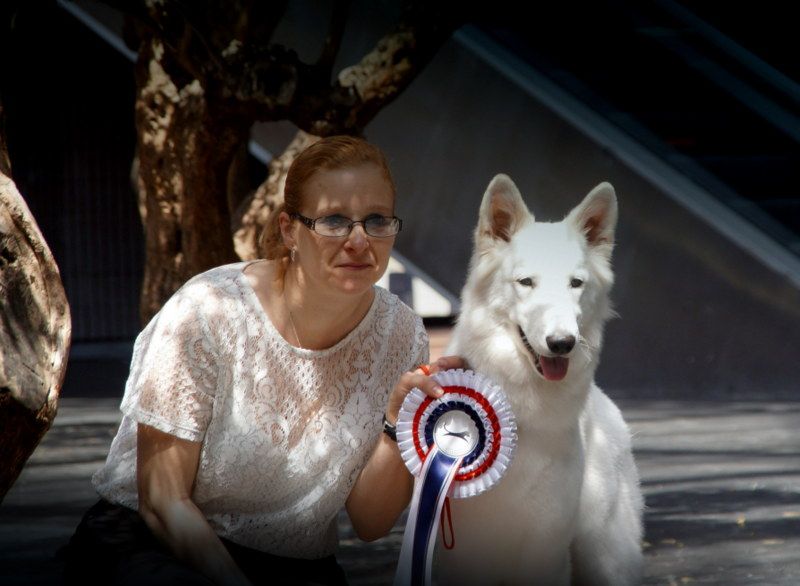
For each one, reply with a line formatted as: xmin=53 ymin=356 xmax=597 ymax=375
xmin=432 ymin=409 xmax=480 ymax=458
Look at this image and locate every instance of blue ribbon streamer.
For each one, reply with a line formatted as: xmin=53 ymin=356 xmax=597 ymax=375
xmin=394 ymin=446 xmax=463 ymax=586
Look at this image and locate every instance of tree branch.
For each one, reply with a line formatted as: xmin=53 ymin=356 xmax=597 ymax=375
xmin=292 ymin=2 xmax=465 ymax=135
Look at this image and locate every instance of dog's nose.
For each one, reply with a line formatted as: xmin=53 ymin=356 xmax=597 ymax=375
xmin=546 ymin=335 xmax=575 ymax=355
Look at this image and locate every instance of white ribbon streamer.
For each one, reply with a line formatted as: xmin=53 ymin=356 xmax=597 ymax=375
xmin=393 ymin=369 xmax=517 ymax=586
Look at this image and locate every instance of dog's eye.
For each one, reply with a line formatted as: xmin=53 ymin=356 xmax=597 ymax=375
xmin=570 ymin=278 xmax=584 ymax=288
xmin=517 ymin=277 xmax=534 ymax=287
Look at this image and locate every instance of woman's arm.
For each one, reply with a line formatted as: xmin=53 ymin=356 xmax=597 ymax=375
xmin=346 ymin=356 xmax=467 ymax=541
xmin=136 ymin=423 xmax=252 ymax=586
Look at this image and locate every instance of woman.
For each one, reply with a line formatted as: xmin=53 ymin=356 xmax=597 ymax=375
xmin=63 ymin=136 xmax=461 ymax=585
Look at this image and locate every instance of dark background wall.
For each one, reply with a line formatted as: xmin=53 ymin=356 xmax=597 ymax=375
xmin=4 ymin=0 xmax=799 ymax=400
xmin=369 ymin=41 xmax=800 ymax=399
xmin=5 ymin=3 xmax=142 ymax=342
xmin=257 ymin=1 xmax=800 ymax=399
xmin=4 ymin=3 xmax=142 ymax=396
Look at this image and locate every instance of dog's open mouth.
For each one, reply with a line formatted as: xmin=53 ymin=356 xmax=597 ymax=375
xmin=518 ymin=326 xmax=569 ymax=381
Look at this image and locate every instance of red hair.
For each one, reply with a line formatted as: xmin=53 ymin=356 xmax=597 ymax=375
xmin=261 ymin=136 xmax=396 ymax=272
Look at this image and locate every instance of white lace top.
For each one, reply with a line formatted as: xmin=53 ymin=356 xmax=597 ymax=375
xmin=92 ymin=261 xmax=429 ymax=558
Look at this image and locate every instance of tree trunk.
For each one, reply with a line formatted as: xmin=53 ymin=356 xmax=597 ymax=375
xmin=0 ymin=169 xmax=71 ymax=503
xmin=135 ymin=37 xmax=248 ymax=324
xmin=127 ymin=3 xmax=462 ymax=316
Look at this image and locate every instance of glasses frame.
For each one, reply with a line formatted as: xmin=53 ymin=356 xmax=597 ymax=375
xmin=291 ymin=213 xmax=403 ymax=238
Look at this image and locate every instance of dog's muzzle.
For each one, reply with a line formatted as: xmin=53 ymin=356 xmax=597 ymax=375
xmin=517 ymin=326 xmax=570 ymax=381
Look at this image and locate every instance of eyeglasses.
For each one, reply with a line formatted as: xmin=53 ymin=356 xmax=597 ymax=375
xmin=291 ymin=213 xmax=403 ymax=238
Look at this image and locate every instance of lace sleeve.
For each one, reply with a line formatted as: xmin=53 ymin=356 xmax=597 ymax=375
xmin=411 ymin=315 xmax=430 ymax=371
xmin=121 ymin=280 xmax=219 ymax=442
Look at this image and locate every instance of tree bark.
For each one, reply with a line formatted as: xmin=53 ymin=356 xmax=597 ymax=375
xmin=0 ymin=168 xmax=71 ymax=503
xmin=135 ymin=37 xmax=248 ymax=323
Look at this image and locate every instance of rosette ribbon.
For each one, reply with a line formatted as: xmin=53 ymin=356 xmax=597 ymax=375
xmin=393 ymin=369 xmax=517 ymax=586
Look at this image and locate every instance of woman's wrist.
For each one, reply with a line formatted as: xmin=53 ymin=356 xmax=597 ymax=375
xmin=382 ymin=414 xmax=398 ymax=442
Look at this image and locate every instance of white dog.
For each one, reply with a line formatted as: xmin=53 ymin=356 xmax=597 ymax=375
xmin=436 ymin=175 xmax=644 ymax=585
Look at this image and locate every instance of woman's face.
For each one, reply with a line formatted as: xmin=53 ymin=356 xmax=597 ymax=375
xmin=284 ymin=163 xmax=396 ymax=297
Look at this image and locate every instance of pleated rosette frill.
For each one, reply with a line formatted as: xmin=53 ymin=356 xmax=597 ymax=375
xmin=396 ymin=368 xmax=517 ymax=499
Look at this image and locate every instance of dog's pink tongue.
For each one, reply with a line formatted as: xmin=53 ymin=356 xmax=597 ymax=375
xmin=540 ymin=356 xmax=569 ymax=381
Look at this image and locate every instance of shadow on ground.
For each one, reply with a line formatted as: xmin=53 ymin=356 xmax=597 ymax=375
xmin=2 ymin=394 xmax=798 ymax=585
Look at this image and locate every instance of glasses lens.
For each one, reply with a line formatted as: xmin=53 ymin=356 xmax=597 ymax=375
xmin=364 ymin=216 xmax=400 ymax=237
xmin=315 ymin=215 xmax=352 ymax=237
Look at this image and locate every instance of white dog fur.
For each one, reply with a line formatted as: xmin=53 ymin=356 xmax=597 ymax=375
xmin=436 ymin=174 xmax=644 ymax=585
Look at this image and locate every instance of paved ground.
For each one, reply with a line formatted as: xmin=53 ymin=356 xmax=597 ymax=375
xmin=339 ymin=399 xmax=800 ymax=585
xmin=1 ymin=328 xmax=798 ymax=584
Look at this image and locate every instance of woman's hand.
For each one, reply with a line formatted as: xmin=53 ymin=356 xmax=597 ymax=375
xmin=384 ymin=355 xmax=470 ymax=425
xmin=347 ymin=355 xmax=470 ymax=540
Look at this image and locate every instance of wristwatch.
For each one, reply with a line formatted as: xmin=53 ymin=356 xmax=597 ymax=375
xmin=382 ymin=414 xmax=397 ymax=442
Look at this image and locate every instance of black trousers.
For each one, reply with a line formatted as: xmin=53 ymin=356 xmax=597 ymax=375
xmin=61 ymin=499 xmax=349 ymax=586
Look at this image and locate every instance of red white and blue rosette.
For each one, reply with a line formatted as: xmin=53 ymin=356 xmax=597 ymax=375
xmin=393 ymin=369 xmax=517 ymax=586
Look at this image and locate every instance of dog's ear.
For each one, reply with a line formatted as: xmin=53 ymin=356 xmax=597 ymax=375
xmin=478 ymin=174 xmax=532 ymax=243
xmin=567 ymin=182 xmax=618 ymax=247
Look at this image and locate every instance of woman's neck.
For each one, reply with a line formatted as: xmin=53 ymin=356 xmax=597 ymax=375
xmin=281 ymin=264 xmax=375 ymax=350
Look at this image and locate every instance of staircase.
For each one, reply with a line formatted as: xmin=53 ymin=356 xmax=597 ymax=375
xmin=479 ymin=0 xmax=800 ymax=254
